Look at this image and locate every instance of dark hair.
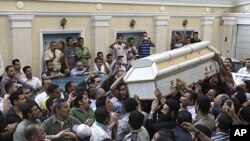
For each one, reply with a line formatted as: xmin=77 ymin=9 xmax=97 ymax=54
xmin=77 ymin=37 xmax=84 ymax=42
xmin=193 ymin=32 xmax=199 ymax=35
xmin=52 ymin=98 xmax=67 ymax=114
xmin=128 ymin=37 xmax=134 ymax=42
xmin=106 ymin=53 xmax=113 ymax=58
xmin=66 ymin=37 xmax=73 ymax=43
xmin=97 ymin=52 xmax=103 ymax=57
xmin=47 ymin=84 xmax=59 ymax=96
xmin=22 ymin=101 xmax=36 ymax=119
xmin=45 ymin=60 xmax=53 ymax=66
xmin=5 ymin=81 xmax=15 ymax=94
xmin=235 ymin=87 xmax=247 ymax=105
xmin=243 ymin=80 xmax=250 ymax=93
xmin=176 ymin=110 xmax=192 ymax=125
xmin=128 ymin=110 xmax=144 ymax=130
xmin=46 ymin=97 xmax=54 ymax=113
xmin=156 ymin=128 xmax=175 ymax=141
xmin=73 ymin=92 xmax=87 ymax=108
xmin=94 ymin=57 xmax=102 ymax=63
xmin=65 ymin=81 xmax=74 ymax=94
xmin=50 ymin=40 xmax=57 ymax=46
xmin=196 ymin=96 xmax=210 ymax=114
xmin=176 ymin=32 xmax=181 ymax=36
xmin=124 ymin=98 xmax=138 ymax=113
xmin=186 ymin=90 xmax=198 ymax=104
xmin=95 ymin=106 xmax=109 ymax=124
xmin=9 ymin=89 xmax=23 ymax=105
xmin=117 ymin=35 xmax=122 ymax=39
xmin=142 ymin=32 xmax=147 ymax=35
xmin=239 ymin=107 xmax=250 ymax=123
xmin=12 ymin=59 xmax=20 ymax=66
xmin=217 ymin=112 xmax=233 ymax=132
xmin=219 ymin=94 xmax=230 ymax=107
xmin=5 ymin=65 xmax=13 ymax=72
xmin=24 ymin=124 xmax=40 ymax=141
xmin=96 ymin=95 xmax=107 ymax=108
xmin=23 ymin=66 xmax=31 ymax=73
xmin=195 ymin=124 xmax=212 ymax=138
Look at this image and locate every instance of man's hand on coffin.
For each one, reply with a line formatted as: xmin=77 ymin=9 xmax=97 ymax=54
xmin=213 ymin=53 xmax=221 ymax=62
xmin=176 ymin=79 xmax=189 ymax=89
xmin=151 ymin=99 xmax=161 ymax=113
xmin=134 ymin=95 xmax=141 ymax=105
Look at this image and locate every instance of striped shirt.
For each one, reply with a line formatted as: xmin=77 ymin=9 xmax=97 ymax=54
xmin=138 ymin=39 xmax=152 ymax=58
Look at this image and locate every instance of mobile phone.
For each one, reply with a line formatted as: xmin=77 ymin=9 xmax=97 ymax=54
xmin=131 ymin=132 xmax=138 ymax=141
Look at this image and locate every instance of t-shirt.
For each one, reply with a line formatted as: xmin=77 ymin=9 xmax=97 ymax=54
xmin=113 ymin=43 xmax=127 ymax=64
xmin=138 ymin=39 xmax=151 ymax=58
xmin=64 ymin=46 xmax=76 ymax=70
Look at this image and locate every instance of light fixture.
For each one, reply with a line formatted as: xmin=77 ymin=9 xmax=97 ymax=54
xmin=130 ymin=19 xmax=136 ymax=29
xmin=60 ymin=18 xmax=67 ymax=29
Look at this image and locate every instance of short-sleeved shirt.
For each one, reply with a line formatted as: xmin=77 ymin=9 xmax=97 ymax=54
xmin=22 ymin=77 xmax=42 ymax=90
xmin=70 ymin=107 xmax=95 ymax=123
xmin=75 ymin=46 xmax=90 ymax=67
xmin=113 ymin=43 xmax=127 ymax=64
xmin=42 ymin=115 xmax=81 ymax=141
xmin=138 ymin=39 xmax=152 ymax=58
xmin=64 ymin=46 xmax=76 ymax=70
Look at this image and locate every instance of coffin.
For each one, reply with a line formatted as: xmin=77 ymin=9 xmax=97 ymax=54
xmin=123 ymin=41 xmax=220 ymax=99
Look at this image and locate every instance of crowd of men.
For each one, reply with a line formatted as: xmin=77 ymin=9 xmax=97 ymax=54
xmin=0 ymin=31 xmax=250 ymax=141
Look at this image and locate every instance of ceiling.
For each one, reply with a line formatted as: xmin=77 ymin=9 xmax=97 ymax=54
xmin=42 ymin=0 xmax=250 ymax=7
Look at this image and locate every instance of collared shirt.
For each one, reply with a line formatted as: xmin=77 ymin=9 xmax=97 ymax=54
xmin=90 ymin=121 xmax=111 ymax=141
xmin=35 ymin=91 xmax=64 ymax=109
xmin=42 ymin=115 xmax=81 ymax=141
xmin=64 ymin=46 xmax=76 ymax=70
xmin=113 ymin=43 xmax=127 ymax=64
xmin=237 ymin=67 xmax=250 ymax=74
xmin=70 ymin=107 xmax=95 ymax=123
xmin=123 ymin=127 xmax=150 ymax=141
xmin=44 ymin=49 xmax=62 ymax=71
xmin=110 ymin=97 xmax=126 ymax=116
xmin=193 ymin=113 xmax=215 ymax=131
xmin=22 ymin=77 xmax=42 ymax=89
xmin=0 ymin=76 xmax=34 ymax=96
xmin=211 ymin=131 xmax=230 ymax=141
xmin=75 ymin=46 xmax=90 ymax=67
xmin=70 ymin=67 xmax=86 ymax=76
xmin=13 ymin=119 xmax=41 ymax=141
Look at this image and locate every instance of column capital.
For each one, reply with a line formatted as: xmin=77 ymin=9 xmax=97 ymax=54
xmin=9 ymin=15 xmax=34 ymax=28
xmin=92 ymin=16 xmax=112 ymax=27
xmin=154 ymin=16 xmax=170 ymax=26
xmin=222 ymin=16 xmax=237 ymax=26
xmin=201 ymin=16 xmax=215 ymax=25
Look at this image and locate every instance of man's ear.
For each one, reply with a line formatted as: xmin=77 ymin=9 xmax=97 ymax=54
xmin=78 ymin=100 xmax=83 ymax=105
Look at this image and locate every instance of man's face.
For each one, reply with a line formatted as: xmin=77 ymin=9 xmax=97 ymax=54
xmin=76 ymin=62 xmax=84 ymax=71
xmin=7 ymin=67 xmax=16 ymax=77
xmin=17 ymin=94 xmax=27 ymax=107
xmin=161 ymin=104 xmax=169 ymax=115
xmin=67 ymin=39 xmax=74 ymax=46
xmin=23 ymin=88 xmax=32 ymax=101
xmin=119 ymin=85 xmax=128 ymax=99
xmin=209 ymin=76 xmax=219 ymax=86
xmin=185 ymin=39 xmax=191 ymax=44
xmin=34 ymin=126 xmax=46 ymax=141
xmin=107 ymin=56 xmax=113 ymax=63
xmin=69 ymin=83 xmax=77 ymax=93
xmin=53 ymin=88 xmax=61 ymax=99
xmin=105 ymin=97 xmax=113 ymax=112
xmin=142 ymin=33 xmax=148 ymax=38
xmin=206 ymin=89 xmax=216 ymax=101
xmin=82 ymin=94 xmax=90 ymax=108
xmin=11 ymin=83 xmax=19 ymax=93
xmin=57 ymin=102 xmax=70 ymax=118
xmin=14 ymin=61 xmax=21 ymax=70
xmin=117 ymin=37 xmax=123 ymax=44
xmin=25 ymin=68 xmax=32 ymax=77
xmin=245 ymin=60 xmax=250 ymax=67
xmin=50 ymin=42 xmax=57 ymax=52
xmin=224 ymin=59 xmax=231 ymax=67
xmin=97 ymin=59 xmax=103 ymax=67
xmin=193 ymin=33 xmax=198 ymax=39
xmin=78 ymin=39 xmax=84 ymax=47
xmin=47 ymin=62 xmax=54 ymax=71
xmin=30 ymin=105 xmax=41 ymax=119
xmin=44 ymin=80 xmax=52 ymax=90
xmin=94 ymin=77 xmax=102 ymax=86
xmin=129 ymin=39 xmax=135 ymax=46
xmin=97 ymin=88 xmax=105 ymax=98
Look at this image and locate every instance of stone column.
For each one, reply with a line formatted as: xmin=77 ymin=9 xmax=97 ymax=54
xmin=200 ymin=16 xmax=215 ymax=41
xmin=153 ymin=16 xmax=170 ymax=52
xmin=221 ymin=17 xmax=237 ymax=58
xmin=91 ymin=16 xmax=112 ymax=57
xmin=9 ymin=15 xmax=34 ymax=67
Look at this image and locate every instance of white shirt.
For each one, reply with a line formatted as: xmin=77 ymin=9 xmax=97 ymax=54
xmin=90 ymin=122 xmax=111 ymax=141
xmin=113 ymin=43 xmax=128 ymax=64
xmin=237 ymin=67 xmax=250 ymax=74
xmin=0 ymin=54 xmax=4 ymax=76
xmin=35 ymin=91 xmax=64 ymax=109
xmin=22 ymin=77 xmax=42 ymax=89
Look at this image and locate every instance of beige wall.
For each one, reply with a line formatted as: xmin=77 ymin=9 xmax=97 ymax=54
xmin=233 ymin=4 xmax=250 ymax=13
xmin=0 ymin=0 xmax=234 ymax=77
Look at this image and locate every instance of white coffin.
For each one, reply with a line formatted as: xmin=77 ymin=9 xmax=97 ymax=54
xmin=123 ymin=41 xmax=220 ymax=99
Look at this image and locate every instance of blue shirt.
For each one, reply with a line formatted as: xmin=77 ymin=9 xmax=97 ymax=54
xmin=138 ymin=39 xmax=152 ymax=58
